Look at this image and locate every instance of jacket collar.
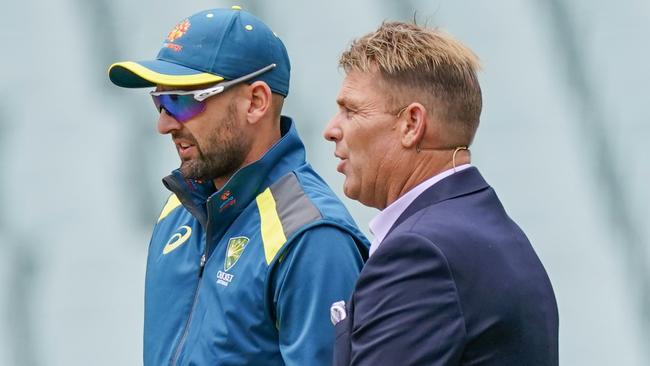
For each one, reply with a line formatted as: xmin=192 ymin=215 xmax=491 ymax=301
xmin=388 ymin=166 xmax=490 ymax=235
xmin=162 ymin=116 xmax=305 ymax=232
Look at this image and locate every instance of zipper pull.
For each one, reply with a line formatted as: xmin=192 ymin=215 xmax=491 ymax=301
xmin=199 ymin=254 xmax=206 ymax=278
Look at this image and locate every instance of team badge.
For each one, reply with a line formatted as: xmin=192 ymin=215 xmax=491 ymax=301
xmin=164 ymin=19 xmax=190 ymax=51
xmin=217 ymin=236 xmax=249 ymax=287
xmin=167 ymin=19 xmax=190 ymax=42
xmin=224 ymin=236 xmax=249 ymax=271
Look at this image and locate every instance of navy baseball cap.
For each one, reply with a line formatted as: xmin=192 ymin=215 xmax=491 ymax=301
xmin=108 ymin=6 xmax=291 ymax=96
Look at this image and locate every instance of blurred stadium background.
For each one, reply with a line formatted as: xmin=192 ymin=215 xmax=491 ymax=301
xmin=1 ymin=0 xmax=648 ymax=365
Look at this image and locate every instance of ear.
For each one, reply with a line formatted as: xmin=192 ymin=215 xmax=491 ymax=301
xmin=246 ymin=81 xmax=272 ymax=124
xmin=398 ymin=103 xmax=428 ymax=149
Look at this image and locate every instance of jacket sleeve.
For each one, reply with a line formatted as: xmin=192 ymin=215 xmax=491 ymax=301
xmin=271 ymin=225 xmax=364 ymax=366
xmin=350 ymin=232 xmax=465 ymax=365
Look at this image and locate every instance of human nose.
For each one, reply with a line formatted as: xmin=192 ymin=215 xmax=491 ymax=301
xmin=157 ymin=109 xmax=182 ymax=135
xmin=323 ymin=114 xmax=343 ymax=142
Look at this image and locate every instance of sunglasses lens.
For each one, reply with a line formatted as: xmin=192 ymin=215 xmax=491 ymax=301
xmin=151 ymin=94 xmax=206 ymax=123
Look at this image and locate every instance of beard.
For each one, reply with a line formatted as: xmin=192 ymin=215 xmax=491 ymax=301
xmin=177 ymin=103 xmax=252 ymax=181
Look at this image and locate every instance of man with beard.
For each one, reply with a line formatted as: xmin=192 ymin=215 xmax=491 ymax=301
xmin=108 ymin=7 xmax=369 ymax=366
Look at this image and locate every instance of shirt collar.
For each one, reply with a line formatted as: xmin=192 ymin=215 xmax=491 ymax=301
xmin=368 ymin=164 xmax=472 ymax=256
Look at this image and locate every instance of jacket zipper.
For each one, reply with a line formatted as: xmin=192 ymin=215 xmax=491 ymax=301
xmin=169 ymin=196 xmax=217 ymax=366
xmin=169 ymin=253 xmax=206 ymax=366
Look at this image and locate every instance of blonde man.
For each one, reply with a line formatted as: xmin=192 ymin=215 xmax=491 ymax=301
xmin=324 ymin=22 xmax=558 ymax=365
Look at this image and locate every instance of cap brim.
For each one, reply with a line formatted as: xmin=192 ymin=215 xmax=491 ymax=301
xmin=108 ymin=59 xmax=224 ymax=88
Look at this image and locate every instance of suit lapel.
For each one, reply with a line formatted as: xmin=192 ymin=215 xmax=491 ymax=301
xmin=386 ymin=167 xmax=490 ymax=236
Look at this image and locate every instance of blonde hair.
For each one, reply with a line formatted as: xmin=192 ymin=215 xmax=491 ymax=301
xmin=340 ymin=22 xmax=482 ymax=146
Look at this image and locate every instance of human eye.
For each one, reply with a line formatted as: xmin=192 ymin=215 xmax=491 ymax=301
xmin=340 ymin=105 xmax=356 ymax=119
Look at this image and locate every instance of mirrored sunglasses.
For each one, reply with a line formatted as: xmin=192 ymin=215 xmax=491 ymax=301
xmin=150 ymin=63 xmax=276 ymax=123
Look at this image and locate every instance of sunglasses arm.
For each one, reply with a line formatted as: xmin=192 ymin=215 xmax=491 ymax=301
xmin=149 ymin=63 xmax=277 ymax=102
xmin=194 ymin=86 xmax=225 ymax=101
xmin=194 ymin=63 xmax=276 ymax=101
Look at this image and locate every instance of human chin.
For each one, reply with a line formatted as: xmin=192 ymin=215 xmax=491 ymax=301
xmin=345 ymin=170 xmax=378 ymax=207
xmin=179 ymin=158 xmax=204 ymax=179
xmin=178 ymin=145 xmax=211 ymax=179
xmin=342 ymin=175 xmax=361 ymax=201
xmin=183 ymin=134 xmax=249 ymax=181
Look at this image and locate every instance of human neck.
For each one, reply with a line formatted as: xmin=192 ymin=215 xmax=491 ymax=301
xmin=213 ymin=176 xmax=231 ymax=190
xmin=211 ymin=117 xmax=282 ymax=190
xmin=380 ymin=150 xmax=470 ymax=209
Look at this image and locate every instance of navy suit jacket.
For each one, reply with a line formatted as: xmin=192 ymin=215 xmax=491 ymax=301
xmin=333 ymin=167 xmax=558 ymax=366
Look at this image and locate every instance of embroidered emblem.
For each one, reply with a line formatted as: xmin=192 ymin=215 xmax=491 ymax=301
xmin=221 ymin=190 xmax=231 ymax=201
xmin=224 ymin=236 xmax=249 ymax=271
xmin=167 ymin=19 xmax=190 ymax=42
xmin=219 ymin=190 xmax=237 ymax=212
xmin=217 ymin=236 xmax=250 ymax=287
xmin=164 ymin=19 xmax=190 ymax=52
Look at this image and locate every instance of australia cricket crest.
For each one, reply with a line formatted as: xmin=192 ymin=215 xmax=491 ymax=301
xmin=224 ymin=236 xmax=250 ymax=272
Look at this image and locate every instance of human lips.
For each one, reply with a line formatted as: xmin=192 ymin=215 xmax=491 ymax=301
xmin=334 ymin=152 xmax=348 ymax=173
xmin=174 ymin=139 xmax=197 ymax=159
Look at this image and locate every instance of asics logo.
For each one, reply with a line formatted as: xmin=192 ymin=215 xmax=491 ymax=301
xmin=163 ymin=225 xmax=192 ymax=255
